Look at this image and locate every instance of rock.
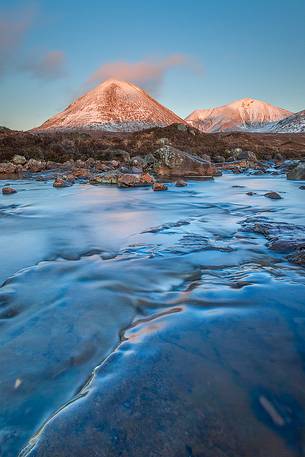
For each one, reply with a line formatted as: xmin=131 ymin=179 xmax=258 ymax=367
xmin=53 ymin=177 xmax=73 ymax=188
xmin=119 ymin=166 xmax=130 ymax=174
xmin=71 ymin=168 xmax=90 ymax=179
xmin=64 ymin=174 xmax=76 ymax=183
xmin=75 ymin=159 xmax=86 ymax=168
xmin=131 ymin=166 xmax=143 ymax=174
xmin=89 ymin=172 xmax=120 ymax=185
xmin=235 ymin=150 xmax=257 ymax=161
xmin=287 ymin=250 xmax=305 ymax=266
xmin=176 ymin=124 xmax=188 ymax=132
xmin=46 ymin=161 xmax=61 ymax=170
xmin=269 ymin=240 xmax=305 ymax=253
xmin=287 ymin=162 xmax=305 ymax=180
xmin=142 ymin=153 xmax=155 ymax=167
xmin=153 ymin=145 xmax=217 ymax=178
xmin=214 ymin=155 xmax=226 ymax=163
xmin=175 ymin=179 xmax=187 ymax=187
xmin=111 ymin=160 xmax=120 ymax=168
xmin=25 ymin=159 xmax=46 ymax=173
xmin=117 ymin=173 xmax=154 ymax=188
xmin=157 ymin=137 xmax=170 ymax=146
xmin=12 ymin=154 xmax=27 ymax=165
xmin=299 ymin=185 xmax=305 ymax=190
xmin=153 ymin=183 xmax=168 ymax=191
xmin=2 ymin=186 xmax=17 ymax=195
xmin=246 ymin=191 xmax=256 ymax=196
xmin=95 ymin=161 xmax=110 ymax=172
xmin=264 ymin=192 xmax=282 ymax=200
xmin=0 ymin=162 xmax=17 ymax=174
xmin=85 ymin=158 xmax=95 ymax=168
xmin=62 ymin=160 xmax=75 ymax=169
xmin=241 ymin=216 xmax=305 ymax=267
xmin=131 ymin=157 xmax=143 ymax=166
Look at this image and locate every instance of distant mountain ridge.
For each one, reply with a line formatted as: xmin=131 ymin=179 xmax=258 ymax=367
xmin=271 ymin=110 xmax=305 ymax=133
xmin=185 ymin=98 xmax=292 ymax=133
xmin=35 ymin=79 xmax=187 ymax=132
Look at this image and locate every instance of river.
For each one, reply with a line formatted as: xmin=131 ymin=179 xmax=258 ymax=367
xmin=0 ymin=173 xmax=305 ymax=457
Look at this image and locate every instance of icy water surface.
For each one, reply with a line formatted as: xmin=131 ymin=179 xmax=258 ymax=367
xmin=0 ymin=174 xmax=305 ymax=457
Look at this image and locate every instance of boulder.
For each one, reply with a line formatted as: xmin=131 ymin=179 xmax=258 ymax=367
xmin=153 ymin=145 xmax=217 ymax=178
xmin=111 ymin=160 xmax=120 ymax=168
xmin=25 ymin=159 xmax=46 ymax=173
xmin=71 ymin=168 xmax=90 ymax=179
xmin=75 ymin=159 xmax=86 ymax=168
xmin=117 ymin=173 xmax=154 ymax=188
xmin=153 ymin=183 xmax=168 ymax=191
xmin=235 ymin=150 xmax=257 ymax=161
xmin=264 ymin=192 xmax=282 ymax=200
xmin=176 ymin=124 xmax=188 ymax=132
xmin=89 ymin=172 xmax=120 ymax=185
xmin=46 ymin=161 xmax=61 ymax=170
xmin=12 ymin=154 xmax=27 ymax=165
xmin=95 ymin=161 xmax=110 ymax=172
xmin=175 ymin=179 xmax=187 ymax=187
xmin=53 ymin=177 xmax=73 ymax=188
xmin=287 ymin=162 xmax=305 ymax=180
xmin=62 ymin=160 xmax=75 ymax=169
xmin=2 ymin=186 xmax=17 ymax=195
xmin=0 ymin=162 xmax=17 ymax=174
xmin=131 ymin=166 xmax=143 ymax=174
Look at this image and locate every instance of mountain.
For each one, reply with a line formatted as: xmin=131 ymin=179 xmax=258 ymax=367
xmin=271 ymin=110 xmax=305 ymax=133
xmin=185 ymin=98 xmax=292 ymax=133
xmin=35 ymin=79 xmax=186 ymax=132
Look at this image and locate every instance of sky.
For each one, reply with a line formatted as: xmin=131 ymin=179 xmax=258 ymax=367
xmin=0 ymin=0 xmax=305 ymax=130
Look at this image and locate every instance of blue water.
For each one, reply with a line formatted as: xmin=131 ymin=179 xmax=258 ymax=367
xmin=0 ymin=174 xmax=305 ymax=456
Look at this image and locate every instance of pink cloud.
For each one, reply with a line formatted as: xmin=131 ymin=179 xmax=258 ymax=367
xmin=22 ymin=50 xmax=67 ymax=80
xmin=87 ymin=54 xmax=202 ymax=93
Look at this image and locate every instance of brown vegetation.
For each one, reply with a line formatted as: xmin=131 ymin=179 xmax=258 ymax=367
xmin=1 ymin=124 xmax=305 ymax=163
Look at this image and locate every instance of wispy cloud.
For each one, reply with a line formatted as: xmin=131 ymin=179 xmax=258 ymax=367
xmin=87 ymin=54 xmax=202 ymax=93
xmin=0 ymin=4 xmax=67 ymax=81
xmin=0 ymin=5 xmax=35 ymax=76
xmin=21 ymin=50 xmax=67 ymax=80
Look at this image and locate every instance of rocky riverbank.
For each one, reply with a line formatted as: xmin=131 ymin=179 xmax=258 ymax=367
xmin=1 ymin=124 xmax=305 ymax=164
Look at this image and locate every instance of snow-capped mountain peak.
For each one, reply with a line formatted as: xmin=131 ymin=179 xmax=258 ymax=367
xmin=35 ymin=79 xmax=187 ymax=132
xmin=185 ymin=98 xmax=292 ymax=133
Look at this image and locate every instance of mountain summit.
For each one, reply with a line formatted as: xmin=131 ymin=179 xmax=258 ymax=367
xmin=185 ymin=98 xmax=292 ymax=133
xmin=36 ymin=79 xmax=186 ymax=132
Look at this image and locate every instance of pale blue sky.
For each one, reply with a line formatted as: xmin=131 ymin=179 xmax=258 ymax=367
xmin=1 ymin=0 xmax=304 ymax=130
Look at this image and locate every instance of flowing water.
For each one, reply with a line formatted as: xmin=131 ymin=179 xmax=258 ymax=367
xmin=0 ymin=174 xmax=305 ymax=457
